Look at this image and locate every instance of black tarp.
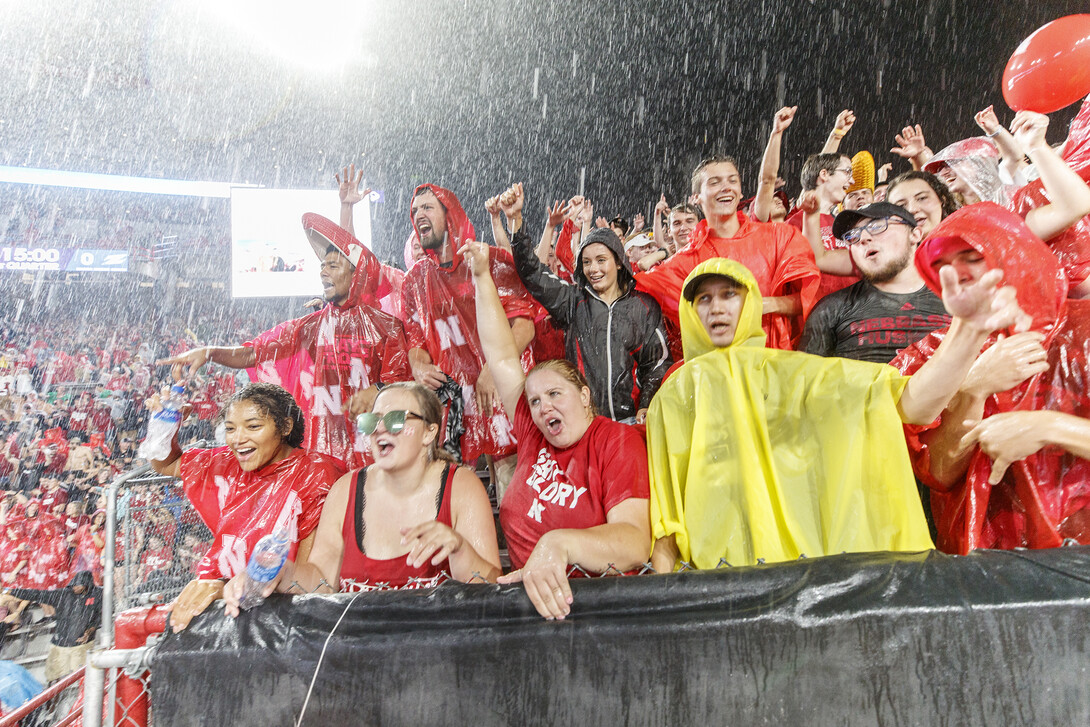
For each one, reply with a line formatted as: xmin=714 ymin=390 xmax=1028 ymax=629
xmin=150 ymin=547 xmax=1090 ymax=726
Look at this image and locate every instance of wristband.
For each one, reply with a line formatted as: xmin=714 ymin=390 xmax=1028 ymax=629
xmin=832 ymin=128 xmax=847 ymax=138
xmin=985 ymin=129 xmax=1000 ymax=138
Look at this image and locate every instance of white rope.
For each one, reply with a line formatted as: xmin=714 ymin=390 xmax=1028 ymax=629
xmin=294 ymin=592 xmax=363 ymax=727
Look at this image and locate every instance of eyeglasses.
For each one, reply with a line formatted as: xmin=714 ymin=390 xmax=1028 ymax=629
xmin=355 ymin=410 xmax=425 ymax=436
xmin=842 ymin=218 xmax=911 ymax=245
xmin=835 ymin=167 xmax=853 ymax=176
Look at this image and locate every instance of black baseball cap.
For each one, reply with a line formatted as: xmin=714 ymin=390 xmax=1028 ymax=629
xmin=832 ymin=202 xmax=916 ymax=240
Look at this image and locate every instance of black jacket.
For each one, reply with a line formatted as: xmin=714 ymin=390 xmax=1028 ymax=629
xmin=511 ymin=228 xmax=671 ymax=420
xmin=9 ymin=571 xmax=102 ymax=647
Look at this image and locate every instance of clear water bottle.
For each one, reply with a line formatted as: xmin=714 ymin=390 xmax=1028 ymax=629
xmin=237 ymin=530 xmax=290 ymax=611
xmin=138 ymin=383 xmax=185 ymax=461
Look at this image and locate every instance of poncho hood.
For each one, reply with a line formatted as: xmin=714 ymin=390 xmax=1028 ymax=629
xmin=302 ymin=213 xmax=386 ymax=310
xmin=915 ymin=201 xmax=1066 ymax=335
xmin=411 ymin=184 xmax=476 ymax=272
xmin=924 ymin=137 xmax=1007 ymax=205
xmin=678 ymin=258 xmax=766 ymax=359
xmin=572 ymin=227 xmax=633 ymax=294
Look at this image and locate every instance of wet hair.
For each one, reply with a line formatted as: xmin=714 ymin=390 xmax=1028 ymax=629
xmin=221 ymin=383 xmax=305 ymax=448
xmin=691 ymin=155 xmax=740 ymax=195
xmin=525 ymin=359 xmax=598 ymax=418
xmin=800 ymin=153 xmax=849 ymax=191
xmin=609 ymin=216 xmax=631 ymax=237
xmin=887 ymin=171 xmax=961 ymax=220
xmin=669 ymin=203 xmax=703 ymax=220
xmin=373 ymin=382 xmax=454 ymax=463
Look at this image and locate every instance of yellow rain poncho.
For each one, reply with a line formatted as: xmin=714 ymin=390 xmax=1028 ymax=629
xmin=646 ymin=258 xmax=933 ymax=569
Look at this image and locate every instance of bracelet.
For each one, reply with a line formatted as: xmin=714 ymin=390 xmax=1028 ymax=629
xmin=985 ymin=129 xmax=1000 ymax=138
xmin=832 ymin=128 xmax=847 ymax=138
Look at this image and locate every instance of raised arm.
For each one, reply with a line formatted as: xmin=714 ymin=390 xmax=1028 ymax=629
xmin=336 ymin=164 xmax=370 ymax=238
xmin=485 ymin=194 xmax=512 ymax=253
xmin=891 ymin=124 xmax=933 ymax=170
xmin=754 ymin=106 xmax=797 ymax=222
xmin=157 ymin=346 xmax=256 ymax=377
xmin=535 ymin=199 xmax=570 ymax=264
xmin=461 ymin=240 xmax=526 ymax=421
xmin=1015 ymin=111 xmax=1090 ymax=241
xmin=974 ymin=105 xmax=1028 ymax=183
xmin=799 ymin=191 xmax=852 ymax=275
xmin=898 ymin=268 xmax=1030 ymax=425
xmin=820 ymin=108 xmax=854 ymax=154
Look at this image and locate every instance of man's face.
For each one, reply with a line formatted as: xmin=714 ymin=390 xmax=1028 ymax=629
xmin=694 ymin=276 xmax=747 ymax=347
xmin=697 ymin=162 xmax=743 ymax=218
xmin=411 ymin=190 xmax=448 ymax=250
xmin=319 ymin=251 xmax=353 ymax=305
xmin=847 ymin=217 xmax=919 ymax=284
xmin=625 ymin=242 xmax=657 ymax=265
xmin=935 ymin=165 xmax=980 ymax=205
xmin=888 ymin=179 xmax=945 ymax=238
xmin=929 ymin=244 xmax=990 ymax=285
xmin=843 ymin=188 xmax=873 ymax=211
xmin=822 ymin=156 xmax=854 ymax=204
xmin=669 ymin=211 xmax=699 ymax=248
xmin=581 ymin=243 xmax=620 ymax=296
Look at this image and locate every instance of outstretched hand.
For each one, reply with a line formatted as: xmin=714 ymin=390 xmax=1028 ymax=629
xmin=654 ymin=193 xmax=670 ymax=217
xmin=834 ymin=109 xmax=855 ymax=135
xmin=773 ymin=105 xmax=797 ymax=134
xmin=974 ymin=105 xmax=1001 ymax=136
xmin=496 ymin=532 xmax=572 ymax=620
xmin=497 ymin=183 xmax=524 ymax=220
xmin=939 ymin=266 xmax=1030 ymax=334
xmin=156 ymin=349 xmax=207 ymax=381
xmin=1010 ymin=110 xmax=1049 ymax=152
xmin=167 ymin=578 xmax=225 ymax=633
xmin=336 ymin=164 xmax=371 ymax=206
xmin=546 ymin=199 xmax=571 ymax=228
xmin=458 ymin=239 xmax=492 ymax=278
xmin=891 ymin=124 xmax=926 ymax=159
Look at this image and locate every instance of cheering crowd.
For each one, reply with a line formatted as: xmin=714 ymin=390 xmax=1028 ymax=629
xmin=2 ymin=96 xmax=1089 ymax=630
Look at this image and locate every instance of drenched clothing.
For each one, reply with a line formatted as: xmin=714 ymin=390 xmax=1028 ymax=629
xmin=498 ymin=398 xmax=650 ymax=570
xmin=247 ymin=215 xmax=412 ymax=469
xmin=646 ymin=258 xmax=933 ymax=570
xmin=893 ymin=202 xmax=1090 ymax=554
xmin=179 ymin=447 xmax=342 ymax=579
xmin=785 ymin=209 xmax=858 ymax=300
xmin=400 ymin=184 xmax=548 ymax=462
xmin=635 ymin=213 xmax=820 ymax=355
xmin=338 ymin=463 xmax=456 ymax=592
xmin=8 ymin=572 xmax=100 ymax=647
xmin=510 ymin=227 xmax=671 ymax=420
xmin=924 ymin=137 xmax=1014 ymax=206
xmin=800 ymin=282 xmax=951 ymax=364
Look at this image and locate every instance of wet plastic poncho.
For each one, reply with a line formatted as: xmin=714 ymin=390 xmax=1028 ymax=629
xmin=635 ymin=213 xmax=820 ymax=355
xmin=1008 ymin=94 xmax=1090 ymax=290
xmin=179 ymin=446 xmax=342 ymax=579
xmin=892 ymin=202 xmax=1090 ymax=553
xmin=246 ymin=215 xmax=412 ymax=469
xmin=646 ymin=258 xmax=933 ymax=569
xmin=400 ymin=184 xmax=546 ymax=462
xmin=924 ymin=137 xmax=1014 ymax=206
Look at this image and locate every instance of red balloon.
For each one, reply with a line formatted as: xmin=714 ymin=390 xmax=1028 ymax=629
xmin=1003 ymin=14 xmax=1090 ymax=114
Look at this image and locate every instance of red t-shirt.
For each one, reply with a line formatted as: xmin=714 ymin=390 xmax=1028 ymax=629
xmin=179 ymin=447 xmax=343 ymax=579
xmin=785 ymin=209 xmax=859 ymax=300
xmin=498 ymin=398 xmax=650 ymax=569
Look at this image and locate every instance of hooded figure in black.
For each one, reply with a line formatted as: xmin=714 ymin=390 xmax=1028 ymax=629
xmin=510 ymin=225 xmax=672 ymax=422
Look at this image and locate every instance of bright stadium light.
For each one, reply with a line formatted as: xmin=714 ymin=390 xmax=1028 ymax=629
xmin=196 ymin=0 xmax=373 ymax=73
xmin=0 ymin=165 xmax=259 ymax=198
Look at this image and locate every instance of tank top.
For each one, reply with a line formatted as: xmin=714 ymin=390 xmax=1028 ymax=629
xmin=339 ymin=463 xmax=455 ymax=592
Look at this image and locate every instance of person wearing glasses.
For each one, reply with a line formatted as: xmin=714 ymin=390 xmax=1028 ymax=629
xmin=224 ymin=382 xmax=501 ymax=604
xmin=799 ymin=202 xmax=952 ymax=364
xmin=786 ymin=152 xmax=860 ymax=300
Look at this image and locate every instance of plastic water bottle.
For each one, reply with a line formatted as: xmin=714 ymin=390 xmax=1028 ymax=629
xmin=138 ymin=383 xmax=185 ymax=461
xmin=237 ymin=530 xmax=290 ymax=610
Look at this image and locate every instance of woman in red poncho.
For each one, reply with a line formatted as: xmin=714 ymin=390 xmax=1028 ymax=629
xmin=892 ymin=202 xmax=1090 ymax=554
xmin=150 ymin=382 xmax=343 ymax=632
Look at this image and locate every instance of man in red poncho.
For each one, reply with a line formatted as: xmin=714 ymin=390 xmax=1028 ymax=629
xmin=161 ymin=215 xmax=412 ymax=469
xmin=892 ymin=202 xmax=1090 ymax=554
xmin=635 ymin=155 xmax=820 ymax=358
xmin=400 ymin=183 xmax=545 ymax=482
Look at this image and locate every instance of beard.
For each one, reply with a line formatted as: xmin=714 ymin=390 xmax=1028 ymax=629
xmin=857 ymin=245 xmax=914 ymax=284
xmin=419 ymin=227 xmax=445 ymax=251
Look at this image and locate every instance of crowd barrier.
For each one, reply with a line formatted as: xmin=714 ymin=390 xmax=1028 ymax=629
xmin=134 ymin=546 xmax=1090 ymax=727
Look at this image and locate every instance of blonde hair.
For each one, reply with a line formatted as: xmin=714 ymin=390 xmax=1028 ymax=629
xmin=375 ymin=382 xmax=455 ymax=463
xmin=526 ymin=359 xmax=598 ymax=417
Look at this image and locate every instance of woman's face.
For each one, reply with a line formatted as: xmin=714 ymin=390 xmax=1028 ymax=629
xmin=223 ymin=401 xmax=290 ymax=472
xmin=524 ymin=369 xmax=593 ymax=449
xmin=368 ymin=389 xmax=435 ymax=470
xmin=888 ymin=178 xmax=945 ymax=238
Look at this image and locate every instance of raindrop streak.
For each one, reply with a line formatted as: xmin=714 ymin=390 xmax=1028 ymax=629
xmin=532 ymin=67 xmax=540 ymax=100
xmin=81 ymin=66 xmax=96 ymax=99
xmin=637 ymin=96 xmax=645 ymax=125
xmin=816 ymin=87 xmax=824 ymax=118
xmin=542 ymin=93 xmax=547 ymax=120
xmin=775 ymin=72 xmax=785 ymax=109
xmin=579 ymin=166 xmax=585 ymax=197
xmin=571 ymin=51 xmax=578 ymax=78
xmin=683 ymin=52 xmax=689 ymax=74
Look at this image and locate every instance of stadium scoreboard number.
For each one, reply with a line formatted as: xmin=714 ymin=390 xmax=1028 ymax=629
xmin=0 ymin=246 xmax=129 ymax=272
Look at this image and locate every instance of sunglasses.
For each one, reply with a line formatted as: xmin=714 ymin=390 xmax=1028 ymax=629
xmin=355 ymin=410 xmax=425 ymax=436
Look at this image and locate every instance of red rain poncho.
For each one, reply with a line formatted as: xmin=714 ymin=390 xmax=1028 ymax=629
xmin=179 ymin=447 xmax=342 ymax=579
xmin=634 ymin=212 xmax=820 ymax=356
xmin=892 ymin=202 xmax=1090 ymax=553
xmin=400 ymin=184 xmax=548 ymax=462
xmin=246 ymin=215 xmax=413 ymax=469
xmin=1007 ymin=94 xmax=1090 ymax=290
